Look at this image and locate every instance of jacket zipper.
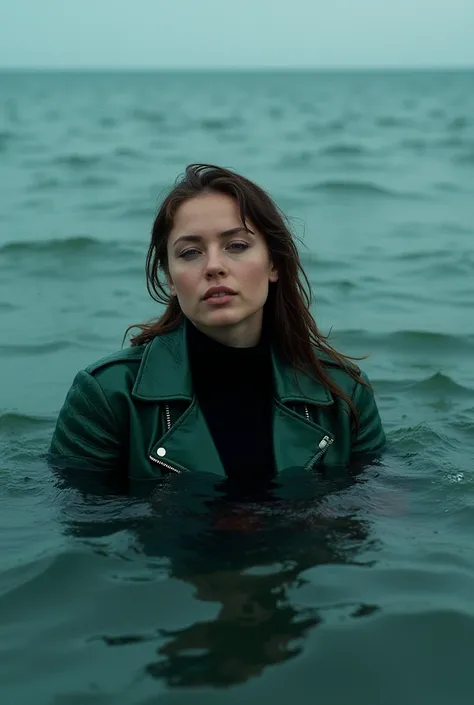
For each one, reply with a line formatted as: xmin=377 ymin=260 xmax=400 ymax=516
xmin=148 ymin=403 xmax=183 ymax=474
xmin=164 ymin=403 xmax=171 ymax=432
xmin=149 ymin=455 xmax=181 ymax=473
xmin=303 ymin=405 xmax=334 ymax=466
xmin=310 ymin=434 xmax=334 ymax=467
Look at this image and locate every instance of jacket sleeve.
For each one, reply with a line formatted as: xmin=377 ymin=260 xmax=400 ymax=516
xmin=48 ymin=370 xmax=122 ymax=471
xmin=350 ymin=372 xmax=386 ymax=458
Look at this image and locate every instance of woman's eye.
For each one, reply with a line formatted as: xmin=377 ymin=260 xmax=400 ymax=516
xmin=179 ymin=248 xmax=200 ymax=259
xmin=228 ymin=242 xmax=249 ymax=251
xmin=179 ymin=243 xmax=248 ymax=259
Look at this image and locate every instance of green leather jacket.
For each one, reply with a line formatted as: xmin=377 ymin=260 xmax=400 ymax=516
xmin=49 ymin=321 xmax=385 ymax=486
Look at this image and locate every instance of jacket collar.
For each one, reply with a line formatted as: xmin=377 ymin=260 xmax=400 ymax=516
xmin=132 ymin=320 xmax=333 ymax=407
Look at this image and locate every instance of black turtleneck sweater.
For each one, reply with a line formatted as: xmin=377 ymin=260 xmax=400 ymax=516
xmin=186 ymin=320 xmax=275 ymax=484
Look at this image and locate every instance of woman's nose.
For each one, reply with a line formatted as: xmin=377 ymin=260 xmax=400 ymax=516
xmin=204 ymin=248 xmax=227 ymax=277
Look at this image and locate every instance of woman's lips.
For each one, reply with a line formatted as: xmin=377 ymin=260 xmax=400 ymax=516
xmin=203 ymin=293 xmax=236 ymax=305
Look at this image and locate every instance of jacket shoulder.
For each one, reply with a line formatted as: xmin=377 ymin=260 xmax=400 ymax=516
xmin=314 ymin=347 xmax=362 ymax=397
xmin=85 ymin=344 xmax=147 ymax=376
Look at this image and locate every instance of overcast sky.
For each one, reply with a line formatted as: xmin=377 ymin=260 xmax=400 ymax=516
xmin=1 ymin=0 xmax=473 ymax=69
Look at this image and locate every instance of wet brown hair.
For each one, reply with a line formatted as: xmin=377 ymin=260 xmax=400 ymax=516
xmin=127 ymin=164 xmax=368 ymax=434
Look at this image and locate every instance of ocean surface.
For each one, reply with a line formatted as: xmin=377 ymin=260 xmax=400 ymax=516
xmin=1 ymin=69 xmax=474 ymax=704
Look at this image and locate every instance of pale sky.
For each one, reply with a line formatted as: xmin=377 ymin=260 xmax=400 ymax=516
xmin=0 ymin=0 xmax=473 ymax=69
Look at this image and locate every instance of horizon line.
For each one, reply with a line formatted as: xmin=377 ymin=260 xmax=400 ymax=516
xmin=0 ymin=64 xmax=473 ymax=72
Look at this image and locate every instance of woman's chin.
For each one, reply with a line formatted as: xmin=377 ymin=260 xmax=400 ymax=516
xmin=200 ymin=311 xmax=242 ymax=327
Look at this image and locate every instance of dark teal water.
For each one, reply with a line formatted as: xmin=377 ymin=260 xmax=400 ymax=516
xmin=1 ymin=69 xmax=474 ymax=704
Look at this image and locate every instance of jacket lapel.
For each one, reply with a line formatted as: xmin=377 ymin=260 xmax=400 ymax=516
xmin=270 ymin=349 xmax=335 ymax=472
xmin=132 ymin=322 xmax=193 ymax=402
xmin=272 ymin=401 xmax=333 ymax=473
xmin=133 ymin=322 xmax=226 ymax=477
xmin=149 ymin=399 xmax=227 ymax=477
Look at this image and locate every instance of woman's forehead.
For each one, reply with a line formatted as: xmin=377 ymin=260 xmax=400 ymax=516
xmin=169 ymin=194 xmax=258 ymax=243
xmin=173 ymin=193 xmax=240 ymax=228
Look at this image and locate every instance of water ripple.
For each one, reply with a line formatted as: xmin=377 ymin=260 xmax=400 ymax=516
xmin=302 ymin=180 xmax=424 ymax=199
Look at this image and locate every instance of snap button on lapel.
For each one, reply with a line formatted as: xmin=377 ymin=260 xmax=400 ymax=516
xmin=157 ymin=447 xmax=166 ymax=457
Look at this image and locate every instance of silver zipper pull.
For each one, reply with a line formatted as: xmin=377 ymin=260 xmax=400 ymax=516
xmin=318 ymin=435 xmax=333 ymax=450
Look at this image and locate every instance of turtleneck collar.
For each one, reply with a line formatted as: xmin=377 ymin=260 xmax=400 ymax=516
xmin=185 ymin=317 xmax=270 ymax=359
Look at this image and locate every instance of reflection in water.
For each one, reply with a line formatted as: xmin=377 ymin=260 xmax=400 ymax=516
xmin=57 ymin=465 xmax=379 ymax=688
xmin=148 ymin=566 xmax=321 ymax=687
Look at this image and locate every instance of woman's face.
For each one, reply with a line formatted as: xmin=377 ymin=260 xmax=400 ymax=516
xmin=166 ymin=192 xmax=278 ymax=347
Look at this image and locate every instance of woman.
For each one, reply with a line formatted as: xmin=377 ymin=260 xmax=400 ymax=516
xmin=49 ymin=164 xmax=385 ymax=489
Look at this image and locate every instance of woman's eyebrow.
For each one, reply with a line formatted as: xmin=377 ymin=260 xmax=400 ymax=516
xmin=172 ymin=227 xmax=254 ymax=248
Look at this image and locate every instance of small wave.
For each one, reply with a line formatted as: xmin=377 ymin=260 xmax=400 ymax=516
xmin=0 ymin=302 xmax=17 ymax=312
xmin=28 ymin=175 xmax=61 ymax=192
xmin=440 ymin=222 xmax=474 ymax=235
xmin=99 ymin=116 xmax=118 ymax=128
xmin=307 ymin=119 xmax=346 ymax=134
xmin=330 ymin=329 xmax=474 ymax=356
xmin=409 ymin=372 xmax=474 ymax=398
xmin=101 ymin=265 xmax=144 ymax=278
xmin=303 ymin=180 xmax=416 ymax=200
xmin=387 ymin=423 xmax=463 ymax=455
xmin=433 ymin=181 xmax=467 ymax=193
xmin=277 ymin=150 xmax=316 ymax=168
xmin=79 ymin=175 xmax=117 ymax=188
xmin=0 ymin=549 xmax=87 ymax=602
xmin=395 ymin=248 xmax=455 ymax=262
xmin=133 ymin=109 xmax=166 ymax=124
xmin=409 ymin=256 xmax=474 ymax=278
xmin=0 ymin=412 xmax=54 ymax=434
xmin=0 ymin=341 xmax=75 ymax=357
xmin=0 ymin=235 xmax=135 ymax=258
xmin=200 ymin=117 xmax=242 ymax=131
xmin=113 ymin=146 xmax=146 ymax=161
xmin=437 ymin=136 xmax=468 ymax=149
xmin=54 ymin=154 xmax=103 ymax=169
xmin=377 ymin=116 xmax=414 ymax=128
xmin=0 ymin=235 xmax=100 ymax=255
xmin=91 ymin=309 xmax=124 ymax=319
xmin=82 ymin=199 xmax=124 ymax=213
xmin=120 ymin=205 xmax=156 ymax=219
xmin=389 ymin=330 xmax=474 ymax=352
xmin=455 ymin=151 xmax=474 ymax=165
xmin=268 ymin=106 xmax=284 ymax=119
xmin=302 ymin=252 xmax=348 ymax=271
xmin=0 ymin=129 xmax=17 ymax=151
xmin=332 ymin=279 xmax=358 ymax=292
xmin=401 ymin=138 xmax=428 ymax=151
xmin=448 ymin=117 xmax=470 ymax=131
xmin=319 ymin=144 xmax=368 ymax=157
xmin=428 ymin=108 xmax=446 ymax=120
xmin=401 ymin=136 xmax=468 ymax=152
xmin=378 ymin=331 xmax=474 ymax=359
